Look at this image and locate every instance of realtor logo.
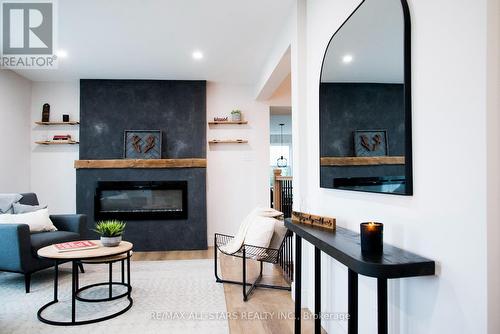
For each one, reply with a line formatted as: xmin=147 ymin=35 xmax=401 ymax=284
xmin=3 ymin=2 xmax=53 ymax=54
xmin=1 ymin=1 xmax=57 ymax=68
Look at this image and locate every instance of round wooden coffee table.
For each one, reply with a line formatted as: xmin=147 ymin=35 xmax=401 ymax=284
xmin=37 ymin=240 xmax=133 ymax=326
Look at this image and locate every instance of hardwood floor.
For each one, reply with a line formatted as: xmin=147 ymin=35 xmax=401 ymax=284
xmin=133 ymin=248 xmax=321 ymax=334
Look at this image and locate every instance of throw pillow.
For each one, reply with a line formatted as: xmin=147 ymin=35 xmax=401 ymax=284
xmin=268 ymin=219 xmax=288 ymax=249
xmin=244 ymin=215 xmax=278 ymax=248
xmin=12 ymin=203 xmax=48 ymax=214
xmin=0 ymin=193 xmax=23 ymax=213
xmin=254 ymin=207 xmax=283 ymax=218
xmin=0 ymin=208 xmax=57 ymax=233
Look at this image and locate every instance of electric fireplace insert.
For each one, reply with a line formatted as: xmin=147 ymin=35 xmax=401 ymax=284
xmin=94 ymin=181 xmax=188 ymax=220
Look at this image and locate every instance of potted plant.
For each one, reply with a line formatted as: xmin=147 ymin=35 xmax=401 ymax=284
xmin=93 ymin=220 xmax=126 ymax=247
xmin=231 ymin=109 xmax=242 ymax=122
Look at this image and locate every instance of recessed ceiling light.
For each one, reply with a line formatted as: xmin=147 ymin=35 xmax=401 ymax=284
xmin=192 ymin=51 xmax=204 ymax=60
xmin=342 ymin=54 xmax=353 ymax=64
xmin=55 ymin=49 xmax=68 ymax=58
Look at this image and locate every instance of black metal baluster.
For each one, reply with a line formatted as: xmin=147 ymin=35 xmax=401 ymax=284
xmin=288 ymin=235 xmax=292 ymax=280
xmin=285 ymin=235 xmax=289 ymax=280
xmin=280 ymin=241 xmax=284 ymax=269
xmin=283 ymin=180 xmax=289 ymax=218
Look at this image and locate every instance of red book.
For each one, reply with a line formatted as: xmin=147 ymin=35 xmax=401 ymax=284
xmin=54 ymin=240 xmax=99 ymax=252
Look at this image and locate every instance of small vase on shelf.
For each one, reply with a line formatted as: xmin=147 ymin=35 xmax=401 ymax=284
xmin=231 ymin=109 xmax=242 ymax=122
xmin=41 ymin=103 xmax=50 ymax=122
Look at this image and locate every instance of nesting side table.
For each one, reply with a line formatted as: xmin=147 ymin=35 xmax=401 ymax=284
xmin=37 ymin=240 xmax=133 ymax=326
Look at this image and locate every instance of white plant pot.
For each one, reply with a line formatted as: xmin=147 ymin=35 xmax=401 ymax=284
xmin=231 ymin=113 xmax=241 ymax=122
xmin=101 ymin=236 xmax=122 ymax=247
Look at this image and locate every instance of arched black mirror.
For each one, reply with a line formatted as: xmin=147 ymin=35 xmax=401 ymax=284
xmin=319 ymin=0 xmax=412 ymax=195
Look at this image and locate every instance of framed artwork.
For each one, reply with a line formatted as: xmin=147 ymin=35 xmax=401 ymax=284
xmin=354 ymin=130 xmax=388 ymax=157
xmin=124 ymin=130 xmax=162 ymax=159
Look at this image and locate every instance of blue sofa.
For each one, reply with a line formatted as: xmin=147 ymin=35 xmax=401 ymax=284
xmin=0 ymin=193 xmax=86 ymax=292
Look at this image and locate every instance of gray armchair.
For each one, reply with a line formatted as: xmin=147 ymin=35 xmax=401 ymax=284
xmin=0 ymin=193 xmax=86 ymax=292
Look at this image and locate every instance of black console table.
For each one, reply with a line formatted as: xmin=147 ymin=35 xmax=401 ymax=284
xmin=284 ymin=219 xmax=435 ymax=334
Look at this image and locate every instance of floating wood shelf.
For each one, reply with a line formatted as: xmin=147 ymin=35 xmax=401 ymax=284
xmin=35 ymin=121 xmax=80 ymax=125
xmin=320 ymin=156 xmax=405 ymax=166
xmin=36 ymin=140 xmax=79 ymax=145
xmin=208 ymin=139 xmax=248 ymax=144
xmin=208 ymin=121 xmax=248 ymax=125
xmin=74 ymin=158 xmax=207 ymax=169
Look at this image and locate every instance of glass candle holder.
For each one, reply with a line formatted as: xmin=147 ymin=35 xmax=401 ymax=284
xmin=360 ymin=222 xmax=383 ymax=254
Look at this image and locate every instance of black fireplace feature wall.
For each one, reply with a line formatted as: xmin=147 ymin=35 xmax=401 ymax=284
xmin=77 ymin=79 xmax=207 ymax=251
xmin=95 ymin=181 xmax=188 ymax=220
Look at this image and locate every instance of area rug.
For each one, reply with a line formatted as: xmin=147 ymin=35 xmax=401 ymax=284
xmin=0 ymin=260 xmax=229 ymax=334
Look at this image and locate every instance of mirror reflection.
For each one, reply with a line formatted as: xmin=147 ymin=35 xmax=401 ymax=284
xmin=319 ymin=0 xmax=412 ymax=195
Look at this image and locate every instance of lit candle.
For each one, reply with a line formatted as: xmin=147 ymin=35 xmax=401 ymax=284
xmin=360 ymin=222 xmax=383 ymax=254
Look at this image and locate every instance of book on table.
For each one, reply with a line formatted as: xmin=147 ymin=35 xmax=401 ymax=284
xmin=54 ymin=240 xmax=99 ymax=252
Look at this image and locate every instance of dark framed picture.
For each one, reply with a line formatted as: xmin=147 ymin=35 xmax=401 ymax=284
xmin=354 ymin=130 xmax=388 ymax=157
xmin=124 ymin=130 xmax=162 ymax=159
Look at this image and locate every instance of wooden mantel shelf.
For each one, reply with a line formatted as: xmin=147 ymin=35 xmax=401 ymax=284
xmin=74 ymin=158 xmax=207 ymax=169
xmin=321 ymin=156 xmax=405 ymax=166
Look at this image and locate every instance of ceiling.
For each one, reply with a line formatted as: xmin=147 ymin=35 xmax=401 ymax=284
xmin=321 ymin=0 xmax=404 ymax=83
xmin=270 ymin=106 xmax=292 ymax=115
xmin=14 ymin=0 xmax=293 ymax=83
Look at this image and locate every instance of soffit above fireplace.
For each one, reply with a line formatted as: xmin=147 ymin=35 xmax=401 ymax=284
xmin=74 ymin=158 xmax=206 ymax=169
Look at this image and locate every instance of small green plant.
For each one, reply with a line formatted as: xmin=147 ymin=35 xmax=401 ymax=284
xmin=231 ymin=109 xmax=241 ymax=115
xmin=93 ymin=220 xmax=126 ymax=237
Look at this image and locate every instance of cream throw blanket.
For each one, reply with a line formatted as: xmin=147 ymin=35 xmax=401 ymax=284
xmin=219 ymin=207 xmax=283 ymax=254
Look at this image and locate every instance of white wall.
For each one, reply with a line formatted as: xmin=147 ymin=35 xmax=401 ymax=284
xmin=206 ymin=82 xmax=271 ymax=243
xmin=30 ymin=82 xmax=79 ymax=213
xmin=487 ymin=0 xmax=500 ymax=332
xmin=0 ymin=70 xmax=32 ymax=192
xmin=292 ymin=0 xmax=491 ymax=333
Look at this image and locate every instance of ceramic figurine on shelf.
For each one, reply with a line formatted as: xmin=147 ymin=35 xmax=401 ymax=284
xmin=42 ymin=103 xmax=50 ymax=122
